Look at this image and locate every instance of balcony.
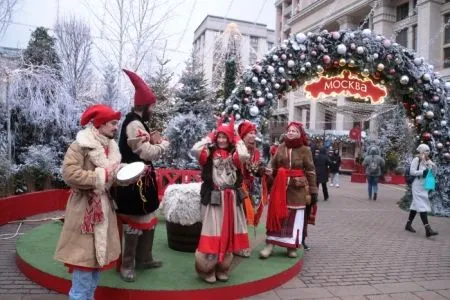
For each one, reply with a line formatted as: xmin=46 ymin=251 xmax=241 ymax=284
xmin=283 ymin=4 xmax=292 ymax=17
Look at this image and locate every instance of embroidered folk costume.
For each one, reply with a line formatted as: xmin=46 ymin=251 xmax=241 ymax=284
xmin=54 ymin=104 xmax=122 ymax=299
xmin=260 ymin=121 xmax=318 ymax=259
xmin=113 ymin=69 xmax=170 ymax=282
xmin=191 ymin=116 xmax=250 ymax=283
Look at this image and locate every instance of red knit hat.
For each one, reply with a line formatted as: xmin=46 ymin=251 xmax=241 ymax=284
xmin=80 ymin=104 xmax=121 ymax=128
xmin=215 ymin=116 xmax=235 ymax=143
xmin=238 ymin=120 xmax=257 ymax=139
xmin=122 ymin=69 xmax=156 ymax=106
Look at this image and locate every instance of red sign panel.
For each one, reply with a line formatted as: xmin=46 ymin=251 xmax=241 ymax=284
xmin=304 ymin=70 xmax=387 ymax=104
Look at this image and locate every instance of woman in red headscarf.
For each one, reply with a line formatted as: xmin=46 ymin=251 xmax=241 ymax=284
xmin=259 ymin=121 xmax=318 ymax=259
xmin=191 ymin=116 xmax=250 ymax=283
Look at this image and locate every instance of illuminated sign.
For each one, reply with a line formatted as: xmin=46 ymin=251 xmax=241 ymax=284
xmin=304 ymin=70 xmax=387 ymax=104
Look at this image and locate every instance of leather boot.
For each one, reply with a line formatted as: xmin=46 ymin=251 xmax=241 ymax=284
xmin=405 ymin=220 xmax=416 ymax=233
xmin=373 ymin=193 xmax=377 ymax=201
xmin=120 ymin=233 xmax=139 ymax=282
xmin=425 ymin=224 xmax=438 ymax=238
xmin=259 ymin=244 xmax=274 ymax=259
xmin=135 ymin=229 xmax=162 ymax=269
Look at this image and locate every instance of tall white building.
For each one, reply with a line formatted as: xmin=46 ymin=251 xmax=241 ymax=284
xmin=273 ymin=0 xmax=450 ymax=132
xmin=193 ymin=15 xmax=275 ymax=87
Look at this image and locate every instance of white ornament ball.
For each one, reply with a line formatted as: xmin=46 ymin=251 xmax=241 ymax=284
xmin=256 ymin=90 xmax=262 ymax=97
xmin=337 ymin=44 xmax=347 ymax=55
xmin=281 ymin=43 xmax=287 ymax=50
xmin=415 ymin=115 xmax=423 ymax=123
xmin=425 ymin=111 xmax=434 ymax=119
xmin=423 ymin=101 xmax=429 ymax=108
xmin=413 ymin=57 xmax=423 ymax=66
xmin=249 ymin=106 xmax=259 ymax=116
xmin=400 ymin=75 xmax=409 ymax=85
xmin=373 ymin=53 xmax=379 ymax=59
xmin=307 ymin=32 xmax=313 ymax=37
xmin=300 ymin=67 xmax=306 ymax=73
xmin=300 ymin=54 xmax=306 ymax=60
xmin=305 ymin=62 xmax=311 ymax=68
xmin=437 ymin=142 xmax=443 ymax=149
xmin=423 ymin=74 xmax=431 ymax=81
xmin=267 ymin=66 xmax=275 ymax=74
xmin=281 ymin=54 xmax=287 ymax=60
xmin=235 ymin=113 xmax=241 ymax=120
xmin=441 ymin=120 xmax=447 ymax=126
xmin=287 ymin=60 xmax=295 ymax=68
xmin=278 ymin=67 xmax=285 ymax=73
xmin=350 ymin=43 xmax=356 ymax=50
xmin=383 ymin=40 xmax=391 ymax=48
xmin=225 ymin=99 xmax=232 ymax=105
xmin=232 ymin=104 xmax=240 ymax=110
xmin=321 ymin=29 xmax=329 ymax=34
xmin=257 ymin=97 xmax=265 ymax=105
xmin=332 ymin=31 xmax=341 ymax=40
xmin=254 ymin=65 xmax=262 ymax=73
xmin=244 ymin=87 xmax=252 ymax=94
xmin=295 ymin=33 xmax=307 ymax=43
xmin=261 ymin=79 xmax=267 ymax=85
xmin=267 ymin=93 xmax=273 ymax=99
xmin=362 ymin=29 xmax=372 ymax=36
xmin=280 ymin=78 xmax=286 ymax=83
xmin=316 ymin=36 xmax=323 ymax=43
xmin=433 ymin=79 xmax=440 ymax=86
xmin=356 ymin=46 xmax=364 ymax=54
xmin=272 ymin=55 xmax=279 ymax=61
xmin=265 ymin=87 xmax=269 ymax=92
xmin=375 ymin=35 xmax=382 ymax=41
xmin=252 ymin=76 xmax=258 ymax=83
xmin=274 ymin=83 xmax=280 ymax=89
xmin=445 ymin=82 xmax=450 ymax=91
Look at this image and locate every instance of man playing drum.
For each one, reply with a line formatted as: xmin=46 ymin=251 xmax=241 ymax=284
xmin=114 ymin=69 xmax=170 ymax=282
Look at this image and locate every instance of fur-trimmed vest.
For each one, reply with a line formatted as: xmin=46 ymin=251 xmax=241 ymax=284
xmin=200 ymin=145 xmax=243 ymax=206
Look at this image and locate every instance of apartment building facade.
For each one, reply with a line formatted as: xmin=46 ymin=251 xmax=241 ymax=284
xmin=193 ymin=15 xmax=276 ymax=87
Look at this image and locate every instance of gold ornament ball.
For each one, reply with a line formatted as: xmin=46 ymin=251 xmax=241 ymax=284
xmin=348 ymin=60 xmax=355 ymax=67
xmin=361 ymin=69 xmax=370 ymax=77
xmin=376 ymin=63 xmax=385 ymax=71
xmin=317 ymin=65 xmax=324 ymax=74
xmin=339 ymin=58 xmax=346 ymax=66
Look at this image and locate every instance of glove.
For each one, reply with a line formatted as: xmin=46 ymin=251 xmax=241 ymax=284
xmin=423 ymin=168 xmax=429 ymax=178
xmin=310 ymin=193 xmax=318 ymax=205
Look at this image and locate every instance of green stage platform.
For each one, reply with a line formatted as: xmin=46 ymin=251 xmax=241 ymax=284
xmin=16 ymin=220 xmax=303 ymax=299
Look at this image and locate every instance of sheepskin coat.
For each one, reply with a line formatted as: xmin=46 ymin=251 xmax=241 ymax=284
xmin=54 ymin=127 xmax=122 ymax=269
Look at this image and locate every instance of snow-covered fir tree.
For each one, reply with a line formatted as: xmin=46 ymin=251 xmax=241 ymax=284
xmin=145 ymin=54 xmax=174 ymax=132
xmin=102 ymin=64 xmax=120 ymax=108
xmin=23 ymin=27 xmax=60 ymax=72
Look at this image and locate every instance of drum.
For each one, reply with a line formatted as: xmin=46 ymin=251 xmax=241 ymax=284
xmin=112 ymin=162 xmax=160 ymax=215
xmin=116 ymin=161 xmax=145 ymax=184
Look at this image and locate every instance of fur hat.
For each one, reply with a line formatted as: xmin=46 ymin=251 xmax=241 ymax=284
xmin=122 ymin=69 xmax=156 ymax=106
xmin=80 ymin=104 xmax=121 ymax=128
xmin=238 ymin=120 xmax=256 ymax=139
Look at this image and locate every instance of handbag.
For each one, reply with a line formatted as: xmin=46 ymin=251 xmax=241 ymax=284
xmin=423 ymin=169 xmax=436 ymax=192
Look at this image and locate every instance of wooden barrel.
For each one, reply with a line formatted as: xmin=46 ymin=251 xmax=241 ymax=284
xmin=166 ymin=221 xmax=202 ymax=252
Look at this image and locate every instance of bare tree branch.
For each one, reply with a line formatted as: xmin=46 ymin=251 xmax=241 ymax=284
xmin=0 ymin=0 xmax=19 ymax=39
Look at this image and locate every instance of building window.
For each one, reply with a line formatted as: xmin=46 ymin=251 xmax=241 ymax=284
xmin=267 ymin=42 xmax=274 ymax=51
xmin=396 ymin=28 xmax=408 ymax=47
xmin=249 ymin=36 xmax=258 ymax=65
xmin=412 ymin=25 xmax=417 ymax=51
xmin=396 ymin=3 xmax=409 ymax=21
xmin=324 ymin=110 xmax=333 ymax=130
xmin=445 ymin=14 xmax=450 ymax=44
xmin=444 ymin=47 xmax=450 ymax=68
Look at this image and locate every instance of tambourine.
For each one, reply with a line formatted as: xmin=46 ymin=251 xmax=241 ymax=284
xmin=116 ymin=162 xmax=146 ymax=184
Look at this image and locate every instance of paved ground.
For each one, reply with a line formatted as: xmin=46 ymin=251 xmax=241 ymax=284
xmin=1 ymin=176 xmax=449 ymax=300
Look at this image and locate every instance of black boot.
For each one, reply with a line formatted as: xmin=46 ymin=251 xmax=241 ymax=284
xmin=120 ymin=232 xmax=139 ymax=282
xmin=373 ymin=193 xmax=377 ymax=201
xmin=135 ymin=229 xmax=162 ymax=269
xmin=405 ymin=220 xmax=416 ymax=233
xmin=425 ymin=224 xmax=438 ymax=238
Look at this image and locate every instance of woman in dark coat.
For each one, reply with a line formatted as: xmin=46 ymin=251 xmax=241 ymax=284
xmin=314 ymin=147 xmax=330 ymax=201
xmin=329 ymin=149 xmax=341 ymax=187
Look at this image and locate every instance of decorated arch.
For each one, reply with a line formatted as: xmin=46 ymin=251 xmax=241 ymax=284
xmin=225 ymin=29 xmax=450 ymax=216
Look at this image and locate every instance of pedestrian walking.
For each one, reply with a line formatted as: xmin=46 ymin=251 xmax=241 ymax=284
xmin=329 ymin=149 xmax=341 ymax=188
xmin=362 ymin=145 xmax=384 ymax=200
xmin=314 ymin=147 xmax=330 ymax=201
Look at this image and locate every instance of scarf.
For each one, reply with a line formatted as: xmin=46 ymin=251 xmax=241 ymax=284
xmin=284 ymin=137 xmax=303 ymax=149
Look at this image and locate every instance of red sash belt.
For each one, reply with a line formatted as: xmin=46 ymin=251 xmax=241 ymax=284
xmin=267 ymin=168 xmax=304 ymax=232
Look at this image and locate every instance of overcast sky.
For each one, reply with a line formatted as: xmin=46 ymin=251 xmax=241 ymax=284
xmin=1 ymin=0 xmax=276 ymax=78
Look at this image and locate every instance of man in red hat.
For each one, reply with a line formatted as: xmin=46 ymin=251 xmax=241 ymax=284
xmin=191 ymin=116 xmax=250 ymax=283
xmin=113 ymin=69 xmax=170 ymax=282
xmin=54 ymin=104 xmax=123 ymax=299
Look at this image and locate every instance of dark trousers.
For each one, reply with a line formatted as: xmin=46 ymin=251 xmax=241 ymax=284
xmin=317 ymin=182 xmax=329 ymax=200
xmin=409 ymin=210 xmax=429 ymax=225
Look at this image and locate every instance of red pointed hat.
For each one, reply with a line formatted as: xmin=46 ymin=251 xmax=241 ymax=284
xmin=80 ymin=104 xmax=121 ymax=128
xmin=215 ymin=115 xmax=235 ymax=143
xmin=238 ymin=120 xmax=257 ymax=139
xmin=122 ymin=69 xmax=156 ymax=106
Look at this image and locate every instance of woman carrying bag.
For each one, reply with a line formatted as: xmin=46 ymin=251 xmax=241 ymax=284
xmin=404 ymin=144 xmax=438 ymax=238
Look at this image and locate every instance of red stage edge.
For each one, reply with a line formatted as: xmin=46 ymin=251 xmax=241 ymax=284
xmin=17 ymin=253 xmax=303 ymax=300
